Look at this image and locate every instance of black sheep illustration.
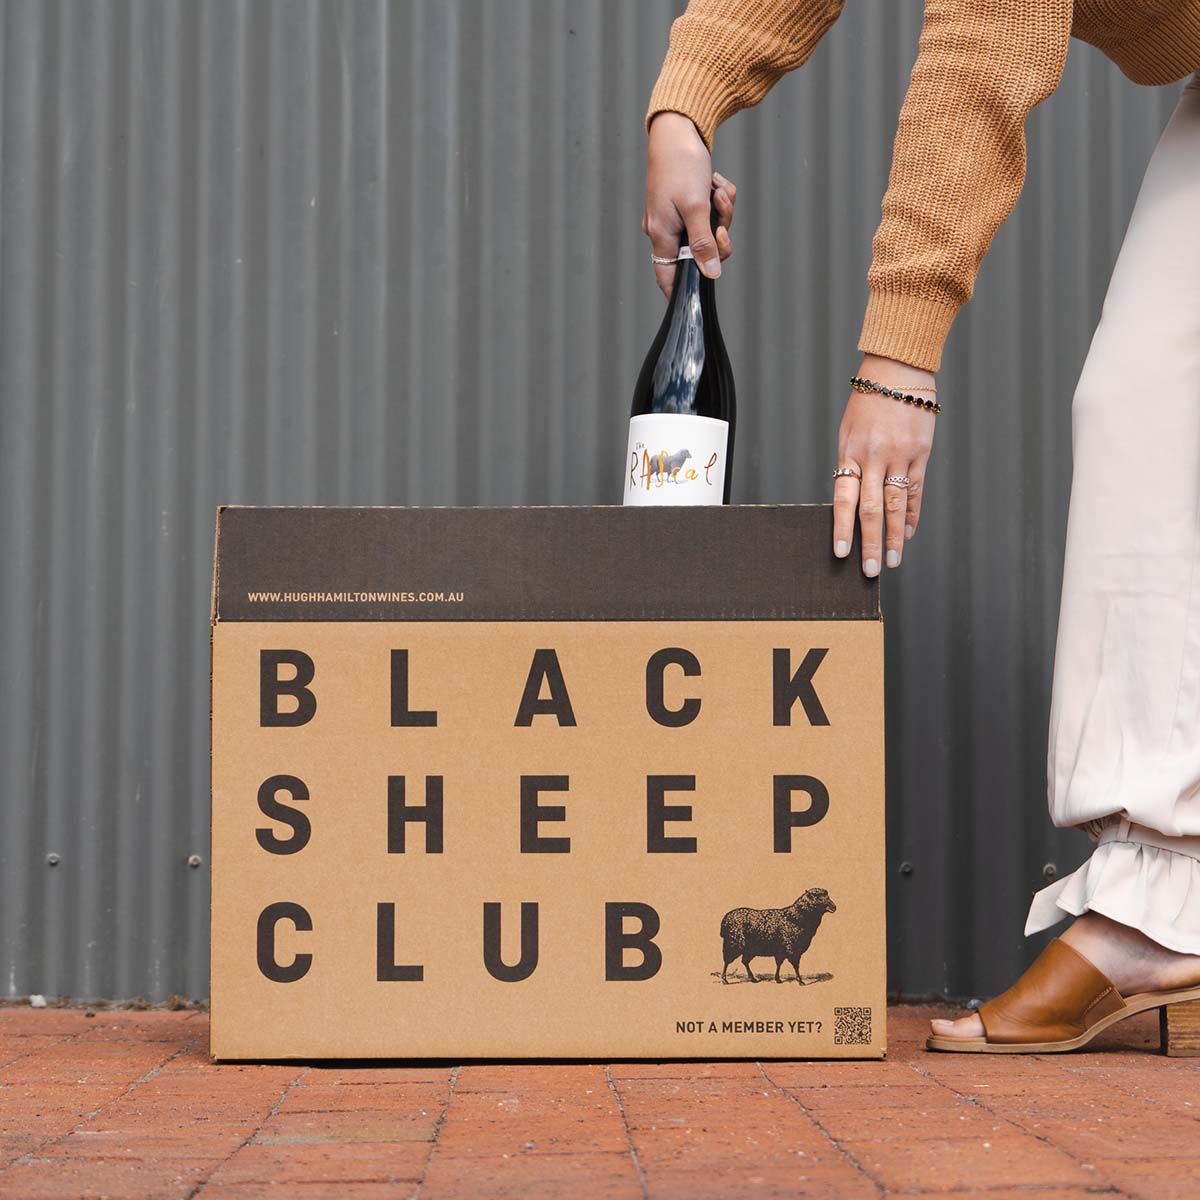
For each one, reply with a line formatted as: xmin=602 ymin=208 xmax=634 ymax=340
xmin=719 ymin=888 xmax=837 ymax=984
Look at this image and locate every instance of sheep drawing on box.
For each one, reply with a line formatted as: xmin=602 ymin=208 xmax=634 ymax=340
xmin=719 ymin=888 xmax=837 ymax=984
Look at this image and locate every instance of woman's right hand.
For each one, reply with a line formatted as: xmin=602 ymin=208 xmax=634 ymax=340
xmin=644 ymin=112 xmax=737 ymax=299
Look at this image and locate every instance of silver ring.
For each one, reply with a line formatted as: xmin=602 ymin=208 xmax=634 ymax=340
xmin=651 ymin=253 xmax=681 ymax=265
xmin=884 ymin=475 xmax=911 ymax=487
xmin=832 ymin=466 xmax=861 ymax=480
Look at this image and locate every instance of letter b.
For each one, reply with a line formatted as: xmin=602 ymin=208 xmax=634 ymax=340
xmin=605 ymin=902 xmax=662 ymax=981
xmin=260 ymin=650 xmax=316 ymax=727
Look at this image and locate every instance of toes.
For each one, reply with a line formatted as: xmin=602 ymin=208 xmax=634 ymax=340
xmin=929 ymin=1013 xmax=984 ymax=1039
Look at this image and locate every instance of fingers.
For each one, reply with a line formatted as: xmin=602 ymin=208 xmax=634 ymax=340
xmin=642 ymin=206 xmax=682 ymax=299
xmin=712 ymin=171 xmax=736 ymax=261
xmin=904 ymin=467 xmax=925 ymax=542
xmin=857 ymin=468 xmax=885 ymax=578
xmin=831 ymin=467 xmax=860 ymax=559
xmin=833 ymin=462 xmax=923 ymax=572
xmin=712 ymin=171 xmax=737 ymax=223
xmin=682 ymin=201 xmax=721 ymax=279
xmin=650 ymin=233 xmax=682 ymax=299
xmin=846 ymin=467 xmax=925 ymax=573
xmin=883 ymin=468 xmax=910 ymax=568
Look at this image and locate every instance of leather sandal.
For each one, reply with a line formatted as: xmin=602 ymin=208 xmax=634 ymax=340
xmin=925 ymin=936 xmax=1200 ymax=1054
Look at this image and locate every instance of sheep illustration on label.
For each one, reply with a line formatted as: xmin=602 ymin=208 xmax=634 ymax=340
xmin=719 ymin=888 xmax=837 ymax=985
xmin=647 ymin=447 xmax=692 ymax=485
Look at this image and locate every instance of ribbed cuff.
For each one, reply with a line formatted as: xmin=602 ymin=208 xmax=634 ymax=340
xmin=857 ymin=290 xmax=961 ymax=374
xmin=645 ymin=58 xmax=742 ymax=152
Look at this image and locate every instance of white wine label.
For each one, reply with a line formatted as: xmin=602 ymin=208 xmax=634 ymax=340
xmin=624 ymin=413 xmax=729 ymax=506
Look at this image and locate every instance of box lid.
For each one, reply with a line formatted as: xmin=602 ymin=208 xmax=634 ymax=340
xmin=212 ymin=504 xmax=880 ymax=623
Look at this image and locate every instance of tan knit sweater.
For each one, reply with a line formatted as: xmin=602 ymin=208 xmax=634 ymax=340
xmin=647 ymin=1 xmax=1200 ymax=372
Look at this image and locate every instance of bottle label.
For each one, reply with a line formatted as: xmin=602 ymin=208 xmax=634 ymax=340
xmin=624 ymin=413 xmax=729 ymax=506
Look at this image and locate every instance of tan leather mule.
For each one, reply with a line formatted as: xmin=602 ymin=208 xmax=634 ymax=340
xmin=926 ymin=936 xmax=1200 ymax=1054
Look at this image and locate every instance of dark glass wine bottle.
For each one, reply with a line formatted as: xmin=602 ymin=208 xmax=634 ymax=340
xmin=624 ymin=196 xmax=735 ymax=505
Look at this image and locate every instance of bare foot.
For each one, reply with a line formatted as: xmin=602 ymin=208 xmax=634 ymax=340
xmin=929 ymin=911 xmax=1200 ymax=1040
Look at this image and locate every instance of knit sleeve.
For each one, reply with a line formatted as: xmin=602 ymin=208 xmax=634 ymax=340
xmin=857 ymin=0 xmax=1072 ymax=373
xmin=645 ymin=0 xmax=847 ymax=152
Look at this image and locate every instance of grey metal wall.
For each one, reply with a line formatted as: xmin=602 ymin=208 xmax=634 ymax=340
xmin=0 ymin=0 xmax=1184 ymax=1004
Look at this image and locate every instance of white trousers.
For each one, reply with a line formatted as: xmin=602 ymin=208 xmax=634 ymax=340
xmin=1025 ymin=72 xmax=1200 ymax=953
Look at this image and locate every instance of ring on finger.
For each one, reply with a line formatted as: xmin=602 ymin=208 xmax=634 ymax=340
xmin=832 ymin=466 xmax=862 ymax=480
xmin=883 ymin=474 xmax=910 ymax=487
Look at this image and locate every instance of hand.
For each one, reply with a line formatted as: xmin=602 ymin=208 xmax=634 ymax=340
xmin=644 ymin=112 xmax=737 ymax=299
xmin=833 ymin=354 xmax=937 ymax=576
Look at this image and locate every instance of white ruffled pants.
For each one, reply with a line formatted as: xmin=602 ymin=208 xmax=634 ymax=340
xmin=1025 ymin=72 xmax=1200 ymax=953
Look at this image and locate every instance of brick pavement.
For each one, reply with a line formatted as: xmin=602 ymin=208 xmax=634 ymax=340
xmin=0 ymin=1002 xmax=1196 ymax=1198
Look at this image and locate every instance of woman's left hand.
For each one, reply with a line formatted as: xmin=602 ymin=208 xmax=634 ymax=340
xmin=833 ymin=353 xmax=937 ymax=576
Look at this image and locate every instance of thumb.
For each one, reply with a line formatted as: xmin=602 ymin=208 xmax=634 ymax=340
xmin=683 ymin=204 xmax=721 ymax=279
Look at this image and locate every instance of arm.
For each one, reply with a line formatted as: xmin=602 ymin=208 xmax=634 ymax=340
xmin=645 ymin=0 xmax=848 ymax=151
xmin=835 ymin=0 xmax=1072 ymax=584
xmin=858 ymin=0 xmax=1073 ymax=373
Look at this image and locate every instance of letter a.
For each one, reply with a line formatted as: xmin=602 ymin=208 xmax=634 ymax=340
xmin=514 ymin=649 xmax=577 ymax=726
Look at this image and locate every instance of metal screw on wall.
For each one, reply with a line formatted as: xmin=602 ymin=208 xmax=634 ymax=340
xmin=187 ymin=855 xmax=203 ymax=868
xmin=46 ymin=853 xmax=60 ymax=866
xmin=1043 ymin=862 xmax=1057 ymax=880
xmin=899 ymin=861 xmax=913 ymax=876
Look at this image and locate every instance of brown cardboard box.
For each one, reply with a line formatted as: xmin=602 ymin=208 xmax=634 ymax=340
xmin=210 ymin=505 xmax=885 ymax=1060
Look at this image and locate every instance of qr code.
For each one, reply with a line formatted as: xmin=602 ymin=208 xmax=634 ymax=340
xmin=834 ymin=1006 xmax=873 ymax=1045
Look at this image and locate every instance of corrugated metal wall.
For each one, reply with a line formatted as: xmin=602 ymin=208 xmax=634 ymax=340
xmin=0 ymin=0 xmax=1185 ymax=1004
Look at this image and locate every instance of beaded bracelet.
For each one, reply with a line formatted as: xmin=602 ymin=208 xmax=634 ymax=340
xmin=850 ymin=375 xmax=942 ymax=414
xmin=850 ymin=375 xmax=939 ymax=396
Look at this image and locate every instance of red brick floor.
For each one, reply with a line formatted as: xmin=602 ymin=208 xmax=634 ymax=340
xmin=0 ymin=1002 xmax=1196 ymax=1198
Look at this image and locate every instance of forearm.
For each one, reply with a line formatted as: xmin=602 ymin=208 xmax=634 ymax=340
xmin=646 ymin=0 xmax=847 ymax=151
xmin=858 ymin=0 xmax=1072 ymax=372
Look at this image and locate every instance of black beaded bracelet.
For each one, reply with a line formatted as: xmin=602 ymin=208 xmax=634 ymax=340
xmin=850 ymin=375 xmax=942 ymax=414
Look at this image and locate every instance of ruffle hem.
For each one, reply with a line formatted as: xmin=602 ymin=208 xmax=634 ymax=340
xmin=1025 ymin=834 xmax=1200 ymax=954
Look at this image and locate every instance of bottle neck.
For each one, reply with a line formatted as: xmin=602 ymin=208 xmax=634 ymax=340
xmin=668 ymin=246 xmax=717 ymax=316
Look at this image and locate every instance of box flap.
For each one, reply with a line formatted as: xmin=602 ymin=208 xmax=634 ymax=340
xmin=212 ymin=504 xmax=880 ymax=623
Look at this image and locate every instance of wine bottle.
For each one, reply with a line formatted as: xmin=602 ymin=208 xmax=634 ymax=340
xmin=623 ymin=197 xmax=736 ymax=505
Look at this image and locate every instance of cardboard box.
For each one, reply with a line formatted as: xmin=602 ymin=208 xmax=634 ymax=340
xmin=210 ymin=505 xmax=885 ymax=1060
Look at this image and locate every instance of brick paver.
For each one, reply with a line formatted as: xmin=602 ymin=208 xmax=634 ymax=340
xmin=0 ymin=1002 xmax=1196 ymax=1198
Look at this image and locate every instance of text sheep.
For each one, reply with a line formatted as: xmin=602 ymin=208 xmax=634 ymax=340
xmin=719 ymin=888 xmax=837 ymax=984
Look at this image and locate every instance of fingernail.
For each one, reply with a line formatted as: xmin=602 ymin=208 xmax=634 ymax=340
xmin=703 ymin=258 xmax=721 ymax=277
xmin=864 ymin=558 xmax=879 ymax=577
xmin=905 ymin=524 xmax=914 ymax=540
xmin=713 ymin=171 xmax=726 ymax=185
xmin=834 ymin=539 xmax=849 ymax=557
xmin=886 ymin=549 xmax=899 ymax=568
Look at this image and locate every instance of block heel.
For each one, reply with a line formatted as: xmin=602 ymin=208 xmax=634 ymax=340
xmin=1160 ymin=996 xmax=1200 ymax=1057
